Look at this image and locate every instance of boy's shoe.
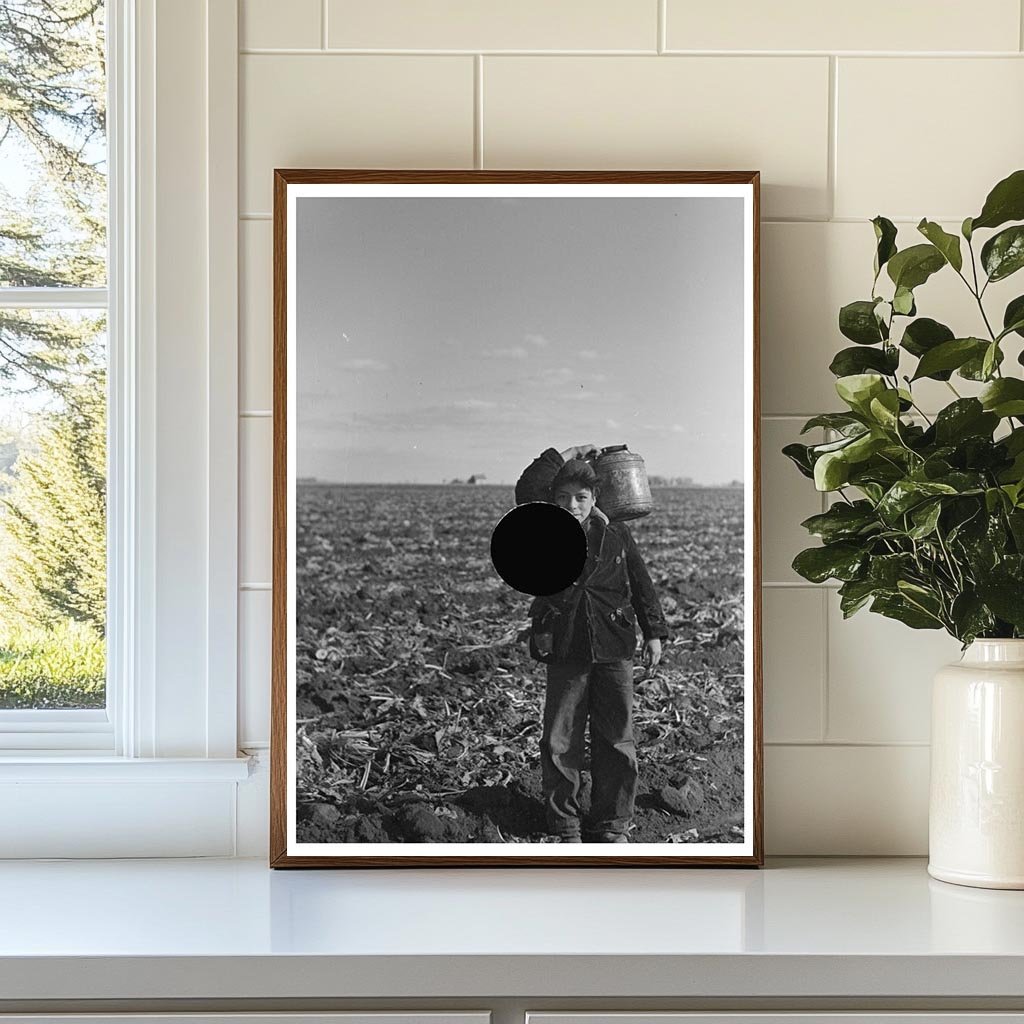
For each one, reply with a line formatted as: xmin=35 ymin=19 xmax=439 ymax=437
xmin=556 ymin=834 xmax=582 ymax=843
xmin=594 ymin=831 xmax=629 ymax=843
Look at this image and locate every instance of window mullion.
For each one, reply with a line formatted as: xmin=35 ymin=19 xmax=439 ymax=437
xmin=0 ymin=287 xmax=108 ymax=310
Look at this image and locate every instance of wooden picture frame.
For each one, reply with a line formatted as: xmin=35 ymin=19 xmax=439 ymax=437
xmin=271 ymin=170 xmax=762 ymax=867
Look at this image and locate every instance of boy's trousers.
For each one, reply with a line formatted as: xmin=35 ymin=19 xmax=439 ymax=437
xmin=540 ymin=658 xmax=637 ymax=838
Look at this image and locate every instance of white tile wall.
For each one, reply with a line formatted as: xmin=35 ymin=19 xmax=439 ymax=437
xmin=665 ymin=0 xmax=1021 ymax=53
xmin=762 ymin=588 xmax=825 ymax=744
xmin=241 ymin=0 xmax=321 ymax=50
xmin=761 ymin=220 xmax=1007 ymax=416
xmin=236 ymin=1 xmax=1024 ymax=854
xmin=760 ymin=419 xmax=825 ymax=584
xmin=240 ymin=416 xmax=272 ymax=587
xmin=240 ymin=220 xmax=272 ymax=412
xmin=240 ymin=54 xmax=475 ymax=213
xmin=327 ymin=0 xmax=658 ymax=52
xmin=835 ymin=58 xmax=1024 ymax=221
xmin=483 ymin=56 xmax=831 ymax=219
xmin=239 ymin=590 xmax=272 ymax=748
xmin=826 ymin=600 xmax=962 ymax=744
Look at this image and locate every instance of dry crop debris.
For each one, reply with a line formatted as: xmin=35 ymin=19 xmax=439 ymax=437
xmin=295 ymin=484 xmax=746 ymax=845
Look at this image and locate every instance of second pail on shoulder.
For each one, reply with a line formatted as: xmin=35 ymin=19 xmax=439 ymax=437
xmin=588 ymin=445 xmax=654 ymax=521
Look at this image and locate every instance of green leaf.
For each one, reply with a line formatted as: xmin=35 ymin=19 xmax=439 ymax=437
xmin=887 ymin=244 xmax=946 ymax=291
xmin=868 ymin=389 xmax=902 ymax=430
xmin=971 ymin=169 xmax=1024 ymax=233
xmin=980 ymin=378 xmax=1024 ymax=418
xmin=933 ymin=399 xmax=999 ymax=445
xmin=800 ymin=501 xmax=879 ymax=543
xmin=838 ymin=579 xmax=880 ymax=618
xmin=911 ymin=337 xmax=987 ymax=381
xmin=908 ymin=500 xmax=943 ymax=539
xmin=800 ymin=413 xmax=866 ymax=435
xmin=872 ymin=216 xmax=898 ymax=278
xmin=976 ymin=577 xmax=1024 ymax=629
xmin=1003 ymin=295 xmax=1024 ymax=339
xmin=917 ymin=219 xmax=963 ymax=272
xmin=868 ymin=552 xmax=915 ymax=587
xmin=982 ymin=341 xmax=1000 ymax=381
xmin=829 ymin=345 xmax=899 ymax=378
xmin=900 ymin=319 xmax=955 ymax=373
xmin=856 ymin=481 xmax=885 ymax=503
xmin=839 ymin=299 xmax=887 ymax=345
xmin=933 ymin=470 xmax=987 ymax=494
xmin=981 ymin=225 xmax=1024 ymax=283
xmin=871 ymin=594 xmax=943 ymax=629
xmin=782 ymin=442 xmax=815 ymax=479
xmin=792 ymin=543 xmax=866 ymax=584
xmin=814 ymin=450 xmax=851 ymax=491
xmin=845 ymin=431 xmax=888 ymax=464
xmin=809 ymin=433 xmax=867 ymax=456
xmin=1009 ymin=508 xmax=1024 ymax=548
xmin=892 ymin=286 xmax=916 ymax=316
xmin=960 ymin=344 xmax=1004 ymax=381
xmin=877 ymin=479 xmax=958 ymax=524
xmin=962 ymin=216 xmax=974 ymax=241
xmin=950 ymin=593 xmax=995 ymax=644
xmin=836 ymin=373 xmax=887 ymax=414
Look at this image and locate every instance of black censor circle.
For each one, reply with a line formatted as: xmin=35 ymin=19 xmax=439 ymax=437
xmin=489 ymin=502 xmax=587 ymax=596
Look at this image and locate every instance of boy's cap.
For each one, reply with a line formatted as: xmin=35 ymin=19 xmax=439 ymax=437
xmin=552 ymin=458 xmax=600 ymax=493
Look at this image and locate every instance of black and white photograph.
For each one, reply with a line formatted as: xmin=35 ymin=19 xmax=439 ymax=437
xmin=272 ymin=171 xmax=761 ymax=866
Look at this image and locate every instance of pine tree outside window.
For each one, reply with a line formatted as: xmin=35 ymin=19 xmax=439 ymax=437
xmin=0 ymin=1 xmax=109 ymax=732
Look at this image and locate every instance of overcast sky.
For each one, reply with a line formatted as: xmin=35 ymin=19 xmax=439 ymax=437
xmin=296 ymin=195 xmax=746 ymax=485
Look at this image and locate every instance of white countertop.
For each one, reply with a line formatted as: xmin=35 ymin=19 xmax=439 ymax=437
xmin=1 ymin=856 xmax=1024 ymax=1001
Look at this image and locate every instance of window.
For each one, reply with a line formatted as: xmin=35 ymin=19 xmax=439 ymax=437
xmin=0 ymin=0 xmax=246 ymax=857
xmin=0 ymin=0 xmax=110 ymax=743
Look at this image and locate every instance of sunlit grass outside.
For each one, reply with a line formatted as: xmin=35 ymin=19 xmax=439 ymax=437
xmin=0 ymin=619 xmax=105 ymax=709
xmin=0 ymin=1 xmax=109 ymax=712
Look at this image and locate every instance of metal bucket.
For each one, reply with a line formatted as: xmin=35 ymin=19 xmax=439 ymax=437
xmin=590 ymin=445 xmax=653 ymax=521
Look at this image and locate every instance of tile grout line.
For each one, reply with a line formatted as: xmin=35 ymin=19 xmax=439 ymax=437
xmin=237 ymin=213 xmax=973 ymax=226
xmin=827 ymin=55 xmax=838 ymax=220
xmin=238 ymin=47 xmax=1024 ymax=57
xmin=820 ymin=586 xmax=830 ymax=742
xmin=766 ymin=740 xmax=931 ymax=748
xmin=763 ymin=581 xmax=840 ymax=589
xmin=474 ymin=55 xmax=484 ymax=169
xmin=820 ymin=431 xmax=831 ymax=741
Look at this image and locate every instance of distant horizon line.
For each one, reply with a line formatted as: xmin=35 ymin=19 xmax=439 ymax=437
xmin=295 ymin=478 xmax=744 ymax=488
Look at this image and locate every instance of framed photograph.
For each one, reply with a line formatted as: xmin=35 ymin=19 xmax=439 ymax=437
xmin=270 ymin=170 xmax=762 ymax=867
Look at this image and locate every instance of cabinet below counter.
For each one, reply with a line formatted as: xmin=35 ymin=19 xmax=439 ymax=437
xmin=1 ymin=857 xmax=1024 ymax=1008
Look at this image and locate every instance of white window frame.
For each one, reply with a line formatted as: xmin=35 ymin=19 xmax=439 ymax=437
xmin=0 ymin=7 xmax=117 ymax=750
xmin=0 ymin=0 xmax=249 ymax=856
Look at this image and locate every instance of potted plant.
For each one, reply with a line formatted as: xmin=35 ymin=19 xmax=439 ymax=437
xmin=785 ymin=168 xmax=1024 ymax=889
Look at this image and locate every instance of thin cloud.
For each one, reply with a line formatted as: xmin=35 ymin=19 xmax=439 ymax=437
xmin=524 ymin=333 xmax=550 ymax=348
xmin=483 ymin=346 xmax=529 ymax=359
xmin=577 ymin=349 xmax=606 ymax=361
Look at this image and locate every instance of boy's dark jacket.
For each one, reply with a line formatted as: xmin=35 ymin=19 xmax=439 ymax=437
xmin=515 ymin=447 xmax=669 ymax=664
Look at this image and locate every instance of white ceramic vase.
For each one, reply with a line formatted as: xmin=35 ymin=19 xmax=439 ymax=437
xmin=929 ymin=639 xmax=1024 ymax=889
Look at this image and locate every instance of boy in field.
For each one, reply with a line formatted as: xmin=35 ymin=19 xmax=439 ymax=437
xmin=515 ymin=442 xmax=669 ymax=843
